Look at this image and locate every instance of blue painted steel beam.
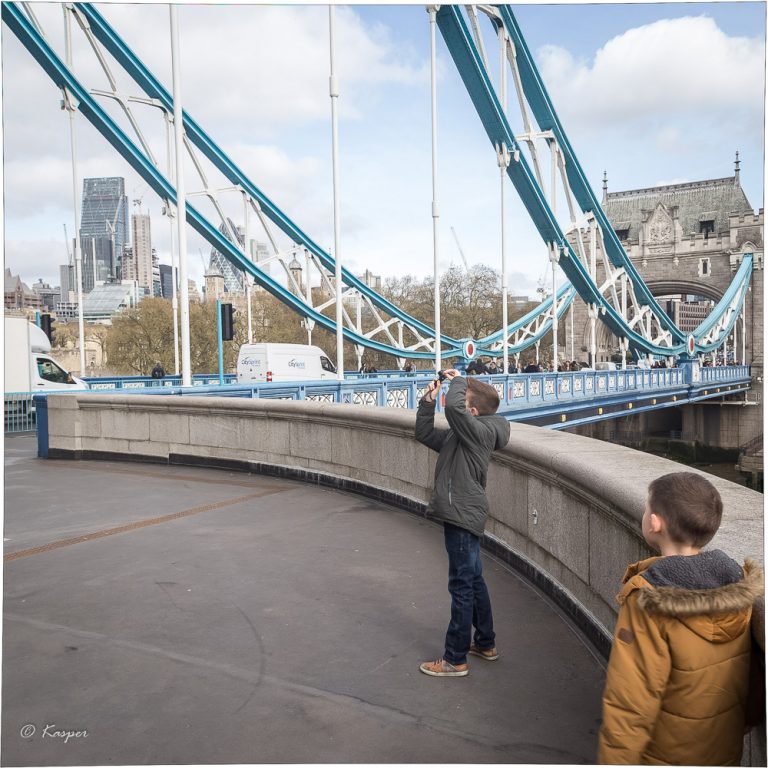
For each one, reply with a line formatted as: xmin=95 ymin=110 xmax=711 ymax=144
xmin=1 ymin=1 xmax=456 ymax=359
xmin=496 ymin=6 xmax=678 ymax=327
xmin=693 ymin=255 xmax=752 ymax=345
xmin=436 ymin=6 xmax=682 ymax=341
xmin=477 ymin=284 xmax=575 ymax=352
xmin=436 ymin=5 xmax=753 ymax=357
xmin=69 ymin=2 xmax=639 ymax=360
xmin=5 ymin=2 xmax=751 ymax=360
xmin=72 ymin=3 xmax=467 ymax=351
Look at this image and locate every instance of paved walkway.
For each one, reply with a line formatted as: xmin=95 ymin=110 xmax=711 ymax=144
xmin=3 ymin=435 xmax=605 ymax=765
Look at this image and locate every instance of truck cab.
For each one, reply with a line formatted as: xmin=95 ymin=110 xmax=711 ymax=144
xmin=4 ymin=317 xmax=88 ymax=393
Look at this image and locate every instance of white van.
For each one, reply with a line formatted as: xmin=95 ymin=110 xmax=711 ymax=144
xmin=594 ymin=361 xmax=618 ymax=371
xmin=4 ymin=317 xmax=88 ymax=392
xmin=236 ymin=343 xmax=337 ymax=383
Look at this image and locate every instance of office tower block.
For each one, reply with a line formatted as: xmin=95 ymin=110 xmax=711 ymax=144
xmin=159 ymin=264 xmax=173 ymax=299
xmin=130 ymin=213 xmax=153 ymax=294
xmin=59 ymin=263 xmax=75 ymax=301
xmin=79 ymin=177 xmax=129 ymax=290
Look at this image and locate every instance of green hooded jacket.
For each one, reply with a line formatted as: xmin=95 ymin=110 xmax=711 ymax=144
xmin=415 ymin=376 xmax=510 ymax=537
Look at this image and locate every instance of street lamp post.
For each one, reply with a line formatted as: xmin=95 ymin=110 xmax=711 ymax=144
xmin=329 ymin=6 xmax=344 ymax=380
xmin=62 ymin=6 xmax=86 ymax=374
xmin=170 ymin=4 xmax=192 ymax=386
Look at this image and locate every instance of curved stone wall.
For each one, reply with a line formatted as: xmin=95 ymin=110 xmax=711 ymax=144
xmin=44 ymin=393 xmax=763 ymax=650
xmin=41 ymin=391 xmax=767 ymax=761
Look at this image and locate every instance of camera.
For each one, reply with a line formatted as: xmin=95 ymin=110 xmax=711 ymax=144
xmin=437 ymin=370 xmax=448 ymax=381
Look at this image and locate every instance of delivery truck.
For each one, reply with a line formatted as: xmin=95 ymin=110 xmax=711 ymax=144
xmin=4 ymin=316 xmax=88 ymax=393
xmin=236 ymin=343 xmax=337 ymax=383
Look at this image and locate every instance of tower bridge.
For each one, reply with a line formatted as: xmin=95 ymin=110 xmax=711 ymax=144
xmin=573 ymin=169 xmax=763 ymax=374
xmin=2 ymin=2 xmax=758 ymax=370
xmin=2 ymin=4 xmax=765 ymax=764
xmin=565 ymin=171 xmax=763 ymax=454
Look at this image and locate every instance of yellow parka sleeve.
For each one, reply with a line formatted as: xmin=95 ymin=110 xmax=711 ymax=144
xmin=598 ymin=590 xmax=671 ymax=764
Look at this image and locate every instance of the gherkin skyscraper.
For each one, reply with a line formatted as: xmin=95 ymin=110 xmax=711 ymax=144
xmin=209 ymin=218 xmax=245 ymax=293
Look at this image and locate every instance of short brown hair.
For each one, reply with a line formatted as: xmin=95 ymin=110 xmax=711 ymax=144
xmin=647 ymin=472 xmax=723 ymax=547
xmin=466 ymin=378 xmax=500 ymax=415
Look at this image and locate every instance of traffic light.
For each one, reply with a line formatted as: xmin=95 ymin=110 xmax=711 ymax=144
xmin=40 ymin=313 xmax=55 ymax=344
xmin=220 ymin=302 xmax=235 ymax=341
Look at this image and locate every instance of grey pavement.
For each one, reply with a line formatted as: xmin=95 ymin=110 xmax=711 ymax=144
xmin=3 ymin=435 xmax=605 ymax=765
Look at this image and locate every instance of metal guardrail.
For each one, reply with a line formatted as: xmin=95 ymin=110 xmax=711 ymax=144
xmin=82 ymin=373 xmax=238 ymax=389
xmin=699 ymin=365 xmax=752 ymax=383
xmin=5 ymin=386 xmax=98 ymax=433
xmin=4 ymin=392 xmax=38 ymax=432
xmin=80 ymin=371 xmax=428 ymax=390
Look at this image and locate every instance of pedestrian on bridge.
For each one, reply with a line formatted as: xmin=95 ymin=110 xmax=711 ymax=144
xmin=151 ymin=361 xmax=165 ymax=379
xmin=598 ymin=471 xmax=764 ymax=765
xmin=415 ymin=371 xmax=511 ymax=677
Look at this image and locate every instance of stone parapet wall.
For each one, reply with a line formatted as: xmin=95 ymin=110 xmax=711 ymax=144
xmin=44 ymin=393 xmax=763 ymax=649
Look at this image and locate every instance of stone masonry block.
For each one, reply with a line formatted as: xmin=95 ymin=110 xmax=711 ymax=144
xmin=48 ymin=409 xmax=82 ymax=439
xmin=385 ymin=436 xmax=430 ymax=488
xmin=589 ymin=509 xmax=645 ymax=611
xmin=150 ymin=413 xmax=190 ymax=446
xmin=528 ymin=476 xmax=590 ymax=582
xmin=289 ymin=420 xmax=333 ymax=462
xmin=46 ymin=394 xmax=81 ymax=410
xmin=487 ymin=463 xmax=528 ymax=535
xmin=100 ymin=409 xmax=149 ymax=442
xmin=48 ymin=435 xmax=82 ymax=453
xmin=80 ymin=410 xmax=102 ymax=439
xmin=189 ymin=414 xmax=239 ymax=449
xmin=128 ymin=439 xmax=170 ymax=458
xmin=239 ymin=417 xmax=290 ymax=458
xmin=331 ymin=426 xmax=384 ymax=476
xmin=82 ymin=436 xmax=131 ymax=455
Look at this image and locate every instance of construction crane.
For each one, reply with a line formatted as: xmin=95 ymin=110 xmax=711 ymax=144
xmin=62 ymin=223 xmax=72 ymax=263
xmin=450 ymin=226 xmax=470 ymax=272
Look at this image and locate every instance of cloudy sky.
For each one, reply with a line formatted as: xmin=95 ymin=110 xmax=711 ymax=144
xmin=2 ymin=2 xmax=765 ymax=301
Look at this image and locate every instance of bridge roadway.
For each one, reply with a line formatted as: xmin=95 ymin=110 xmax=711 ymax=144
xmin=3 ymin=434 xmax=605 ymax=765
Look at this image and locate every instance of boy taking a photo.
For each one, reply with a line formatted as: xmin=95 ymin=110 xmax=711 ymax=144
xmin=415 ymin=370 xmax=510 ymax=677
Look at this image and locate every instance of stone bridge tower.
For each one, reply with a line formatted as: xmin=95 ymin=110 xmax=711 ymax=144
xmin=567 ymin=156 xmax=763 ymax=379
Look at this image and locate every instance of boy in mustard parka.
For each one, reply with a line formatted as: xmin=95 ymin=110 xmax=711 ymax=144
xmin=598 ymin=471 xmax=763 ymax=765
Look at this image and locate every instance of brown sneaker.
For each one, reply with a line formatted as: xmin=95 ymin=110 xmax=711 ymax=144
xmin=419 ymin=658 xmax=469 ymax=677
xmin=469 ymin=644 xmax=499 ymax=661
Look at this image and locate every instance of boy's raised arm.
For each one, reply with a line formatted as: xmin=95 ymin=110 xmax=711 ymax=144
xmin=415 ymin=380 xmax=448 ymax=453
xmin=598 ymin=594 xmax=671 ymax=764
xmin=443 ymin=376 xmax=486 ymax=448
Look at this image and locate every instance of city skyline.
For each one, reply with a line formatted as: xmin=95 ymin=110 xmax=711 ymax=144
xmin=2 ymin=3 xmax=764 ymax=300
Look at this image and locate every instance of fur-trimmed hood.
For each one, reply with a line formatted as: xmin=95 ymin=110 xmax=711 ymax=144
xmin=618 ymin=552 xmax=764 ymax=644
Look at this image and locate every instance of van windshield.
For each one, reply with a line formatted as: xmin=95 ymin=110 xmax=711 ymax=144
xmin=320 ymin=356 xmax=336 ymax=373
xmin=37 ymin=358 xmax=70 ymax=384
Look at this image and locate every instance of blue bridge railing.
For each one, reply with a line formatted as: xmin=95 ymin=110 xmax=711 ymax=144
xmin=82 ymin=373 xmax=238 ymax=389
xmin=8 ymin=365 xmax=753 ymax=435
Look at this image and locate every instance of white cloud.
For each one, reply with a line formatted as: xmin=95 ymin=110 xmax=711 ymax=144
xmin=1 ymin=3 xmax=428 ymax=288
xmin=537 ymin=16 xmax=764 ymax=128
xmin=94 ymin=4 xmax=426 ymax=136
xmin=4 ymin=239 xmax=69 ymax=283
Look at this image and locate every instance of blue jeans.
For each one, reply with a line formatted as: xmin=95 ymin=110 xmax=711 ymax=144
xmin=443 ymin=522 xmax=495 ymax=665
